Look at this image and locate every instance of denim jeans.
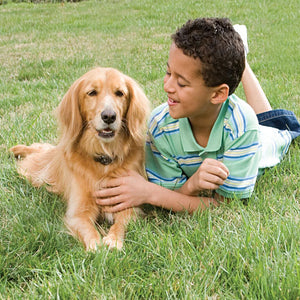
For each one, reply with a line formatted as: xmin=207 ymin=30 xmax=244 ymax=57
xmin=257 ymin=109 xmax=300 ymax=140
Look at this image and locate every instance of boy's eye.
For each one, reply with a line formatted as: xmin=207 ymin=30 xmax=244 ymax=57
xmin=177 ymin=82 xmax=186 ymax=88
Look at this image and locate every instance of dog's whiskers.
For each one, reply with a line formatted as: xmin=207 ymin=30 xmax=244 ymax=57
xmin=121 ymin=119 xmax=129 ymax=134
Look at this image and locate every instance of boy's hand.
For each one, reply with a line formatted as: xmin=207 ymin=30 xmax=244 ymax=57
xmin=183 ymin=158 xmax=229 ymax=195
xmin=93 ymin=170 xmax=149 ymax=213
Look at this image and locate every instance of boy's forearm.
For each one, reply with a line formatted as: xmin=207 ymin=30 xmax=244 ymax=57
xmin=177 ymin=179 xmax=199 ymax=196
xmin=145 ymin=181 xmax=220 ymax=213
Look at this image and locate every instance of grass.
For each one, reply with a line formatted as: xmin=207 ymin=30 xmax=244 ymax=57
xmin=0 ymin=0 xmax=299 ymax=298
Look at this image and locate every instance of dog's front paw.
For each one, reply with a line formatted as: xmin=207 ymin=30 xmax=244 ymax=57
xmin=85 ymin=238 xmax=102 ymax=252
xmin=103 ymin=235 xmax=123 ymax=250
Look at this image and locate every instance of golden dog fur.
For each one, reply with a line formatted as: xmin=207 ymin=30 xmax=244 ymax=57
xmin=10 ymin=67 xmax=150 ymax=251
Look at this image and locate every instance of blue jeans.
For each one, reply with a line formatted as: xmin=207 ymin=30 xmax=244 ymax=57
xmin=257 ymin=109 xmax=300 ymax=140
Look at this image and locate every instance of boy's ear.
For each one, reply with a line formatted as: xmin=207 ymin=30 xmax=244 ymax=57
xmin=210 ymin=84 xmax=229 ymax=104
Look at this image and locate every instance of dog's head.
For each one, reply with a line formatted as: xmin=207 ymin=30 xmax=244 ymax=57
xmin=57 ymin=68 xmax=150 ymax=154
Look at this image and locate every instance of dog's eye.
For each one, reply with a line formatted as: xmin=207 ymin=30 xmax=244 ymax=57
xmin=87 ymin=90 xmax=97 ymax=97
xmin=115 ymin=90 xmax=124 ymax=97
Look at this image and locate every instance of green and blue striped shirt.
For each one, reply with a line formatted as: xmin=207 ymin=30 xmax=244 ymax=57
xmin=145 ymin=94 xmax=292 ymax=199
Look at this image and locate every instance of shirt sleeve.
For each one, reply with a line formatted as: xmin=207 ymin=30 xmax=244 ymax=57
xmin=145 ymin=131 xmax=188 ymax=190
xmin=217 ymin=129 xmax=261 ymax=199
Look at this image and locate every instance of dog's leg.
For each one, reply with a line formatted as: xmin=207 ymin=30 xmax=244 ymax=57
xmin=10 ymin=143 xmax=54 ymax=159
xmin=65 ymin=215 xmax=102 ymax=251
xmin=65 ymin=212 xmax=102 ymax=251
xmin=10 ymin=144 xmax=59 ymax=190
xmin=103 ymin=208 xmax=140 ymax=250
xmin=64 ymin=189 xmax=102 ymax=251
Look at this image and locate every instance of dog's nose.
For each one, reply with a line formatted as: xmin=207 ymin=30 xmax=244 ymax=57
xmin=101 ymin=109 xmax=116 ymax=124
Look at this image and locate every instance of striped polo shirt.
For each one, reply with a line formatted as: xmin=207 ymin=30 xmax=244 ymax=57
xmin=145 ymin=94 xmax=292 ymax=199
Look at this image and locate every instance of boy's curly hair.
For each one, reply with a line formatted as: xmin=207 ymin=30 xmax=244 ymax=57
xmin=171 ymin=18 xmax=245 ymax=95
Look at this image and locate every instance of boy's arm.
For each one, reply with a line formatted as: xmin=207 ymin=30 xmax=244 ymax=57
xmin=94 ymin=130 xmax=258 ymax=212
xmin=93 ymin=170 xmax=224 ymax=214
xmin=177 ymin=158 xmax=229 ymax=196
xmin=145 ymin=178 xmax=224 ymax=213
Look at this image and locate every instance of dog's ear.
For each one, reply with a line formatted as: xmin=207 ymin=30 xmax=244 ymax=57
xmin=125 ymin=76 xmax=150 ymax=144
xmin=56 ymin=77 xmax=84 ymax=149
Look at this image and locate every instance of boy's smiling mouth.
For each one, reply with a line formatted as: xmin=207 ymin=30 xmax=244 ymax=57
xmin=167 ymin=97 xmax=179 ymax=106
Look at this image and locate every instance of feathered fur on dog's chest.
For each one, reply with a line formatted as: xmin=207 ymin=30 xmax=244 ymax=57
xmin=64 ymin=148 xmax=142 ymax=188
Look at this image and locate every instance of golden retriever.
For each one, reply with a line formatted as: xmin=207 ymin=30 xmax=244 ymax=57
xmin=10 ymin=67 xmax=150 ymax=251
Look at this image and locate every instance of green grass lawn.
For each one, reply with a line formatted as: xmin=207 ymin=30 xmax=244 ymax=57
xmin=0 ymin=0 xmax=299 ymax=298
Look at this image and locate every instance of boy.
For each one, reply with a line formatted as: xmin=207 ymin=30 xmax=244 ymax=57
xmin=94 ymin=18 xmax=300 ymax=213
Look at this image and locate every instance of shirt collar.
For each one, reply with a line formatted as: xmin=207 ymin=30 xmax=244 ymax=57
xmin=180 ymin=100 xmax=228 ymax=153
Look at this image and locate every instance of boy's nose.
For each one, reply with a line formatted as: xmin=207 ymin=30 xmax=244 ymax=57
xmin=163 ymin=75 xmax=175 ymax=93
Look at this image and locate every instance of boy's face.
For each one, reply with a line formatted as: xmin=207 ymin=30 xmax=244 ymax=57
xmin=164 ymin=43 xmax=218 ymax=124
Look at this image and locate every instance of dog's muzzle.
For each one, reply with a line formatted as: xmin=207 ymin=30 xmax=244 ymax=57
xmin=96 ymin=108 xmax=117 ymax=139
xmin=101 ymin=109 xmax=116 ymax=125
xmin=97 ymin=128 xmax=115 ymax=139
